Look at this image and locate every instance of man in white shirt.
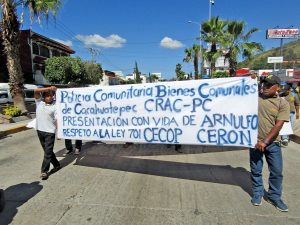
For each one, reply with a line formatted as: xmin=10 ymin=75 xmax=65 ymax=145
xmin=34 ymin=86 xmax=61 ymax=180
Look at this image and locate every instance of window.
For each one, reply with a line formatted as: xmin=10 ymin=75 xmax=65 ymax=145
xmin=24 ymin=90 xmax=35 ymax=99
xmin=32 ymin=43 xmax=39 ymax=55
xmin=0 ymin=93 xmax=8 ymax=99
xmin=52 ymin=50 xmax=60 ymax=57
xmin=40 ymin=46 xmax=50 ymax=58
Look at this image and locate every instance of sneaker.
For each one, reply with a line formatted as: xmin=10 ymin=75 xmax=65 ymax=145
xmin=40 ymin=172 xmax=49 ymax=180
xmin=63 ymin=149 xmax=73 ymax=156
xmin=266 ymin=198 xmax=288 ymax=212
xmin=281 ymin=139 xmax=289 ymax=147
xmin=251 ymin=195 xmax=262 ymax=206
xmin=74 ymin=148 xmax=80 ymax=155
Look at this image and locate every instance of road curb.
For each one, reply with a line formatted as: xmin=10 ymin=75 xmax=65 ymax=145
xmin=0 ymin=125 xmax=30 ymax=138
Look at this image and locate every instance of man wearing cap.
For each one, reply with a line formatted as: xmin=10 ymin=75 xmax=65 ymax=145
xmin=280 ymin=84 xmax=299 ymax=146
xmin=250 ymin=75 xmax=290 ymax=212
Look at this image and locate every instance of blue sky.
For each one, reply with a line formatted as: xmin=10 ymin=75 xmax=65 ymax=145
xmin=21 ymin=0 xmax=300 ymax=79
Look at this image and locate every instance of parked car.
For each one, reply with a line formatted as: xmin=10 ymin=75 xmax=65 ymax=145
xmin=0 ymin=83 xmax=39 ymax=104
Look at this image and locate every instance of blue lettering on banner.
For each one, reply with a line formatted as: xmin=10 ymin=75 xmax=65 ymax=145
xmin=74 ymin=102 xmax=137 ymax=116
xmin=191 ymin=98 xmax=212 ymax=112
xmin=182 ymin=115 xmax=196 ymax=126
xmin=63 ymin=128 xmax=92 ymax=137
xmin=144 ymin=98 xmax=182 ymax=112
xmin=93 ymin=128 xmax=125 ymax=139
xmin=131 ymin=116 xmax=150 ymax=126
xmin=62 ymin=103 xmax=72 ymax=114
xmin=155 ymin=85 xmax=195 ymax=97
xmin=197 ymin=129 xmax=252 ymax=146
xmin=93 ymin=86 xmax=153 ymax=103
xmin=152 ymin=117 xmax=179 ymax=126
xmin=60 ymin=91 xmax=91 ymax=103
xmin=143 ymin=128 xmax=182 ymax=143
xmin=197 ymin=79 xmax=257 ymax=99
xmin=200 ymin=114 xmax=258 ymax=129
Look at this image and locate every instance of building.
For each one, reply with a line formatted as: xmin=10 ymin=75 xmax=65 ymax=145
xmin=203 ymin=56 xmax=229 ymax=74
xmin=0 ymin=29 xmax=75 ymax=84
xmin=125 ymin=73 xmax=147 ymax=83
xmin=100 ymin=70 xmax=125 ymax=86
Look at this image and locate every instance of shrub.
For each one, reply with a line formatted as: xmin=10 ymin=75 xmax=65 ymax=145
xmin=3 ymin=106 xmax=22 ymax=117
xmin=212 ymin=71 xmax=229 ymax=78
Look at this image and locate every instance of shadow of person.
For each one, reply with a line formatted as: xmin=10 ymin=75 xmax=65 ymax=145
xmin=0 ymin=181 xmax=43 ymax=225
xmin=71 ymin=143 xmax=252 ymax=196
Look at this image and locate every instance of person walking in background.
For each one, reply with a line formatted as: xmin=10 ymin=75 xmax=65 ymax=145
xmin=34 ymin=86 xmax=61 ymax=180
xmin=250 ymin=75 xmax=290 ymax=212
xmin=64 ymin=139 xmax=82 ymax=155
xmin=280 ymin=83 xmax=299 ymax=146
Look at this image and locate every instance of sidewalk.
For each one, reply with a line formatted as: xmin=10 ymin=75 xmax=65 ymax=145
xmin=0 ymin=119 xmax=33 ymax=138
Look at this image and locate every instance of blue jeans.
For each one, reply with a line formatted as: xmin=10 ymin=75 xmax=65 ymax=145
xmin=282 ymin=112 xmax=295 ymax=141
xmin=250 ymin=143 xmax=283 ymax=201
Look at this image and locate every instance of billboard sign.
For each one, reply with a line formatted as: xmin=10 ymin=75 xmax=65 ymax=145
xmin=268 ymin=56 xmax=283 ymax=63
xmin=266 ymin=29 xmax=299 ymax=39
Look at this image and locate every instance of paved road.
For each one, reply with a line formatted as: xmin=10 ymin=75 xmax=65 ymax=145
xmin=0 ymin=129 xmax=300 ymax=225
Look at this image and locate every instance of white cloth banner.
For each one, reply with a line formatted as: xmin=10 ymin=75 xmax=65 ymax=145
xmin=56 ymin=77 xmax=258 ymax=147
xmin=279 ymin=122 xmax=293 ymax=135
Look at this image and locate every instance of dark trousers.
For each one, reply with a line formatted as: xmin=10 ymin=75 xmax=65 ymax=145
xmin=37 ymin=131 xmax=60 ymax=172
xmin=65 ymin=139 xmax=82 ymax=150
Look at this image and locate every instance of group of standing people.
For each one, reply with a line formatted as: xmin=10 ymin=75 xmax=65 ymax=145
xmin=32 ymin=75 xmax=299 ymax=213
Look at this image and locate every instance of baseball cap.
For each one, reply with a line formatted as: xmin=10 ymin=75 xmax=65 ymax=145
xmin=261 ymin=75 xmax=281 ymax=85
xmin=280 ymin=84 xmax=290 ymax=93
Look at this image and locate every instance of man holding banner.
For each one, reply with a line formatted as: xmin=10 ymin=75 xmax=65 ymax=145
xmin=34 ymin=86 xmax=61 ymax=180
xmin=250 ymin=75 xmax=289 ymax=212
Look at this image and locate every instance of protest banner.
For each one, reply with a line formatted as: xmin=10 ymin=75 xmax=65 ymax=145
xmin=56 ymin=77 xmax=258 ymax=147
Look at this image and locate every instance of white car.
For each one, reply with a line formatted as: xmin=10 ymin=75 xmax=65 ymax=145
xmin=0 ymin=83 xmax=39 ymax=104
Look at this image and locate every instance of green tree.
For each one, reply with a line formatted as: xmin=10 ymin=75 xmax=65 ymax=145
xmin=83 ymin=61 xmax=103 ymax=84
xmin=125 ymin=78 xmax=136 ymax=84
xmin=45 ymin=56 xmax=86 ymax=84
xmin=183 ymin=44 xmax=201 ymax=79
xmin=0 ymin=0 xmax=61 ymax=112
xmin=201 ymin=17 xmax=227 ymax=74
xmin=212 ymin=71 xmax=229 ymax=78
xmin=148 ymin=73 xmax=159 ymax=83
xmin=175 ymin=63 xmax=186 ymax=81
xmin=222 ymin=20 xmax=263 ymax=76
xmin=134 ymin=61 xmax=142 ymax=83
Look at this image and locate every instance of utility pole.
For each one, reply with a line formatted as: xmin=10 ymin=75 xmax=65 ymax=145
xmin=209 ymin=0 xmax=214 ymax=20
xmin=88 ymin=48 xmax=100 ymax=63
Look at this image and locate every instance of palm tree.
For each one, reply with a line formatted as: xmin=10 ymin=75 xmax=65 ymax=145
xmin=183 ymin=44 xmax=201 ymax=79
xmin=222 ymin=20 xmax=263 ymax=76
xmin=201 ymin=17 xmax=227 ymax=74
xmin=0 ymin=0 xmax=61 ymax=113
xmin=134 ymin=61 xmax=142 ymax=83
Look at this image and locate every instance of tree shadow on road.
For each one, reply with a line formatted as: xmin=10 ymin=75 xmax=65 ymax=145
xmin=55 ymin=143 xmax=252 ymax=196
xmin=0 ymin=181 xmax=43 ymax=225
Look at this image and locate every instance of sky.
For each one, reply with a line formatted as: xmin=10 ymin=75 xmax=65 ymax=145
xmin=20 ymin=0 xmax=300 ymax=80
